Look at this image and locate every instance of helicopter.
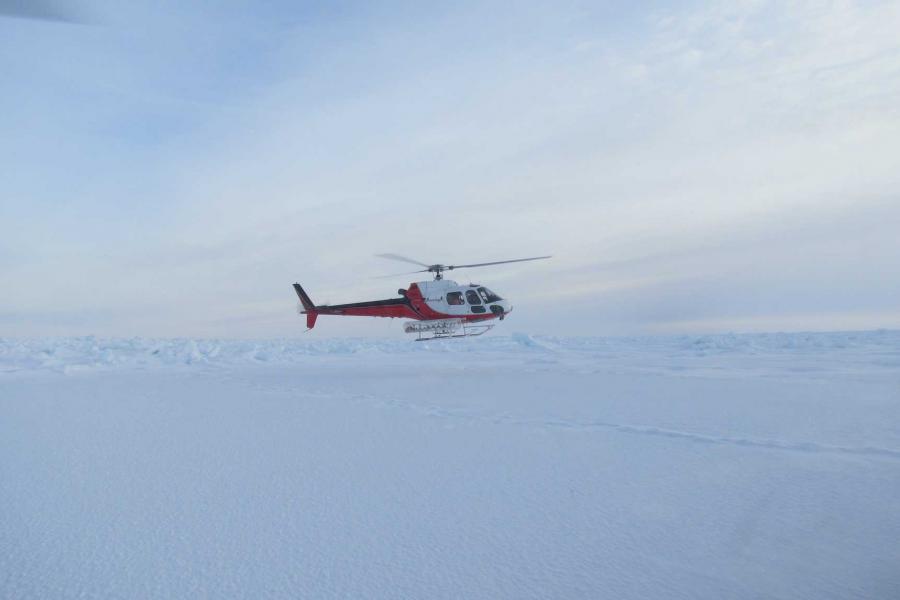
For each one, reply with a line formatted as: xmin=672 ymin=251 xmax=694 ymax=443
xmin=293 ymin=253 xmax=551 ymax=340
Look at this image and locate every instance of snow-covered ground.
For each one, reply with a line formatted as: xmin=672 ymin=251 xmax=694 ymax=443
xmin=2 ymin=331 xmax=899 ymax=599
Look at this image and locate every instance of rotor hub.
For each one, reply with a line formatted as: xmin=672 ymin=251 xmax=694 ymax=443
xmin=428 ymin=264 xmax=451 ymax=280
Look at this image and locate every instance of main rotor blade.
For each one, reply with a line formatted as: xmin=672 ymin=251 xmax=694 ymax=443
xmin=372 ymin=269 xmax=429 ymax=279
xmin=375 ymin=253 xmax=432 ymax=268
xmin=448 ymin=256 xmax=552 ymax=270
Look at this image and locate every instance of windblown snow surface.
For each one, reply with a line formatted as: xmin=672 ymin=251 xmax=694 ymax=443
xmin=2 ymin=331 xmax=899 ymax=599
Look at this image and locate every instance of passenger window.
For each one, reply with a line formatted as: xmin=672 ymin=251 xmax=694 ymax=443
xmin=465 ymin=290 xmax=482 ymax=305
xmin=446 ymin=292 xmax=465 ymax=305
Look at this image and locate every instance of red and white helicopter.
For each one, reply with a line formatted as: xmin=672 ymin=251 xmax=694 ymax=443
xmin=293 ymin=254 xmax=550 ymax=340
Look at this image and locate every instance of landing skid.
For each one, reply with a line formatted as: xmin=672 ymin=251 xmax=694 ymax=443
xmin=414 ymin=324 xmax=494 ymax=341
xmin=403 ymin=319 xmax=494 ymax=341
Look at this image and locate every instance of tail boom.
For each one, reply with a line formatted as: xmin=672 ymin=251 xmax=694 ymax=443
xmin=292 ymin=282 xmax=420 ymax=329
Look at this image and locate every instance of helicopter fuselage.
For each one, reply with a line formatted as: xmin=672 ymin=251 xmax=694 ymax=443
xmin=293 ymin=279 xmax=511 ymax=330
xmin=408 ymin=280 xmax=512 ymax=320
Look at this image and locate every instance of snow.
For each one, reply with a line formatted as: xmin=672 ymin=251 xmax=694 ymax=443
xmin=2 ymin=331 xmax=899 ymax=598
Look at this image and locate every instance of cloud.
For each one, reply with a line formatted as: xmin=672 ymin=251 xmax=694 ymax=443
xmin=0 ymin=0 xmax=87 ymax=23
xmin=2 ymin=1 xmax=899 ymax=337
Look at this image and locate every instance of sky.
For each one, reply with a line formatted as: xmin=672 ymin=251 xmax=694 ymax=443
xmin=1 ymin=0 xmax=899 ymax=338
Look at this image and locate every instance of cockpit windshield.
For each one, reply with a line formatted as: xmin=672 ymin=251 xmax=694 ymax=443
xmin=477 ymin=287 xmax=502 ymax=303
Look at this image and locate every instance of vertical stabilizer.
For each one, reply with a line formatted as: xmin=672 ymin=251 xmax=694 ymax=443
xmin=293 ymin=283 xmax=318 ymax=329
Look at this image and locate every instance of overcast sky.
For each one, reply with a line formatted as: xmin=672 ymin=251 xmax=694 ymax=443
xmin=2 ymin=0 xmax=899 ymax=338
